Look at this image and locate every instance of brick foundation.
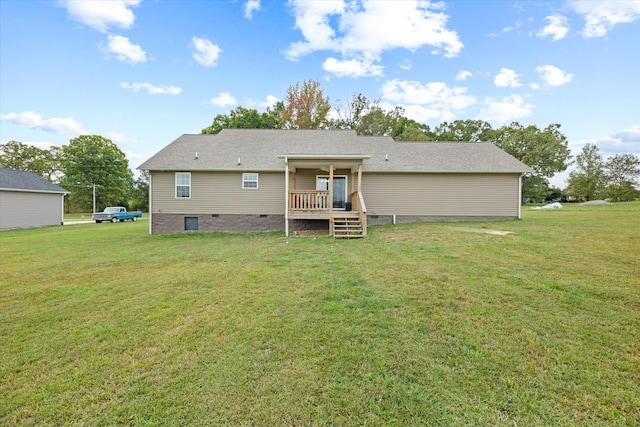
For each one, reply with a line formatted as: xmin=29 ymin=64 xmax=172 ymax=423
xmin=152 ymin=213 xmax=285 ymax=234
xmin=152 ymin=213 xmax=518 ymax=234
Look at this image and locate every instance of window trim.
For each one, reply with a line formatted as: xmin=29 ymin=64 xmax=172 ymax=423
xmin=175 ymin=172 xmax=191 ymax=199
xmin=242 ymin=172 xmax=259 ymax=189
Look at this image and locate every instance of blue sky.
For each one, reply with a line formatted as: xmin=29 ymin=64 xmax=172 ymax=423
xmin=1 ymin=0 xmax=639 ymax=187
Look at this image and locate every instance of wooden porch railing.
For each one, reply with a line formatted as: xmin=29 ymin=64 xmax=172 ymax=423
xmin=289 ymin=190 xmax=330 ymax=211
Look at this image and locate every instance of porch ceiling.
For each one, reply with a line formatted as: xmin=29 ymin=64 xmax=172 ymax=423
xmin=278 ymin=154 xmax=370 ymax=173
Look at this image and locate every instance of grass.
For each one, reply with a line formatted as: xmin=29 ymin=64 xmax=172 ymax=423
xmin=1 ymin=203 xmax=639 ymax=425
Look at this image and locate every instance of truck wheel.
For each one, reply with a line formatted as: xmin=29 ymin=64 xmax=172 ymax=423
xmin=111 ymin=217 xmax=118 ymax=223
xmin=132 ymin=216 xmax=137 ymax=221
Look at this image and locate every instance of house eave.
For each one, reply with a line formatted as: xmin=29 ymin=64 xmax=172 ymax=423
xmin=277 ymin=154 xmax=371 ymax=160
xmin=0 ymin=187 xmax=69 ymax=195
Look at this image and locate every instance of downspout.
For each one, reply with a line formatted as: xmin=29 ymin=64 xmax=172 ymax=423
xmin=61 ymin=193 xmax=66 ymax=225
xmin=518 ymin=173 xmax=523 ymax=219
xmin=285 ymin=157 xmax=289 ymax=237
xmin=148 ymin=173 xmax=153 ymax=234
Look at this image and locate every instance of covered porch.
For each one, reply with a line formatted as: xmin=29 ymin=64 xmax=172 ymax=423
xmin=280 ymin=154 xmax=370 ymax=238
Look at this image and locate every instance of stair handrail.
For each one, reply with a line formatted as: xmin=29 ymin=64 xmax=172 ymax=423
xmin=358 ymin=191 xmax=367 ymax=237
xmin=357 ymin=191 xmax=366 ymax=213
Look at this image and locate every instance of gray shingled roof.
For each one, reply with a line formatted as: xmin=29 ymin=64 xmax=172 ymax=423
xmin=0 ymin=168 xmax=68 ymax=193
xmin=138 ymin=129 xmax=533 ymax=174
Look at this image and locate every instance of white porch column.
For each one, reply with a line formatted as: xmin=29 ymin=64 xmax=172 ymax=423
xmin=329 ymin=163 xmax=334 ymax=211
xmin=285 ymin=157 xmax=289 ymax=237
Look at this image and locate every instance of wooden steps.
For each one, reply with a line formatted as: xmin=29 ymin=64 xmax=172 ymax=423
xmin=332 ymin=216 xmax=364 ymax=239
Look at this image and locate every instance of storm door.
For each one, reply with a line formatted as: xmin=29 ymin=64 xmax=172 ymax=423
xmin=316 ymin=176 xmax=347 ymax=209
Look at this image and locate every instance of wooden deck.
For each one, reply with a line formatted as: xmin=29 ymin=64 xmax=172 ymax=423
xmin=288 ymin=190 xmax=367 ymax=238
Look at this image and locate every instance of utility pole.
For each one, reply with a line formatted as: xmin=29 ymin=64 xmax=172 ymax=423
xmin=92 ymin=183 xmax=97 ymax=213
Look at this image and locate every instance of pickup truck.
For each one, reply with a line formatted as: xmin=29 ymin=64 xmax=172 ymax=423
xmin=93 ymin=207 xmax=142 ymax=223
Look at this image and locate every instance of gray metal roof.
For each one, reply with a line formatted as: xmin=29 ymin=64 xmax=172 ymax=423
xmin=138 ymin=129 xmax=533 ymax=174
xmin=0 ymin=168 xmax=68 ymax=193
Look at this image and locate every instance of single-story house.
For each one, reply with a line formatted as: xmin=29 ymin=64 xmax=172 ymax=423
xmin=138 ymin=129 xmax=533 ymax=237
xmin=0 ymin=168 xmax=68 ymax=231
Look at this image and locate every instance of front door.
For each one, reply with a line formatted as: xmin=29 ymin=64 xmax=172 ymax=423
xmin=317 ymin=176 xmax=347 ymax=209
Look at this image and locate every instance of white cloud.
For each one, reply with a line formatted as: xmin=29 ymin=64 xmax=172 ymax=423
xmin=494 ymin=68 xmax=521 ymax=88
xmin=535 ymin=65 xmax=573 ymax=87
xmin=399 ymin=59 xmax=412 ymax=71
xmin=244 ymin=0 xmax=260 ymax=19
xmin=285 ymin=0 xmax=462 ymax=77
xmin=489 ymin=19 xmax=528 ymax=37
xmin=379 ymin=79 xmax=476 ymax=123
xmin=105 ymin=131 xmax=137 ymax=144
xmin=34 ymin=141 xmax=58 ymax=150
xmin=456 ymin=70 xmax=472 ymax=81
xmin=323 ymin=56 xmax=384 ymax=78
xmin=381 ymin=80 xmax=475 ymax=108
xmin=476 ymin=95 xmax=534 ymax=123
xmin=587 ymin=125 xmax=640 ymax=156
xmin=260 ymin=95 xmax=280 ymax=109
xmin=568 ymin=0 xmax=640 ymax=37
xmin=537 ymin=15 xmax=569 ymax=41
xmin=380 ymin=101 xmax=456 ymax=124
xmin=501 ymin=20 xmax=523 ymax=33
xmin=120 ymin=82 xmax=182 ymax=95
xmin=104 ymin=35 xmax=147 ymax=63
xmin=0 ymin=111 xmax=87 ymax=134
xmin=247 ymin=95 xmax=281 ymax=109
xmin=192 ymin=36 xmax=222 ymax=67
xmin=59 ymin=0 xmax=141 ymax=33
xmin=205 ymin=92 xmax=237 ymax=107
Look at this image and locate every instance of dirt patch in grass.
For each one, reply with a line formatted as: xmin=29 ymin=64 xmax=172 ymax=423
xmin=293 ymin=229 xmax=330 ymax=237
xmin=444 ymin=226 xmax=514 ymax=236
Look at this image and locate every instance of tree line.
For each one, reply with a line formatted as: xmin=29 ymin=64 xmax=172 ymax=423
xmin=202 ymin=79 xmax=637 ymax=202
xmin=567 ymin=144 xmax=639 ymax=202
xmin=0 ymin=136 xmax=148 ymax=212
xmin=2 ymin=80 xmax=638 ymax=208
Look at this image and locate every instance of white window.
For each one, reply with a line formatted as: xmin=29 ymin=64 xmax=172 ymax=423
xmin=243 ymin=173 xmax=258 ymax=189
xmin=176 ymin=172 xmax=191 ymax=198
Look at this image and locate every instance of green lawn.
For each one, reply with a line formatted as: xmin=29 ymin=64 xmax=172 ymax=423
xmin=2 ymin=203 xmax=639 ymax=425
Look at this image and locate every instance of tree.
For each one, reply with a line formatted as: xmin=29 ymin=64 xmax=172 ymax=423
xmin=202 ymin=106 xmax=281 ymax=134
xmin=566 ymin=143 xmax=606 ymax=201
xmin=333 ymin=94 xmax=430 ymax=140
xmin=129 ymin=170 xmax=150 ymax=211
xmin=431 ymin=120 xmax=494 ymax=142
xmin=0 ymin=140 xmax=60 ymax=180
xmin=394 ymin=121 xmax=432 ymax=142
xmin=522 ymin=175 xmax=553 ymax=203
xmin=545 ymin=187 xmax=564 ymax=202
xmin=332 ymin=93 xmax=372 ymax=130
xmin=490 ymin=123 xmax=571 ymax=179
xmin=279 ymin=80 xmax=331 ymax=129
xmin=489 ymin=123 xmax=572 ymax=202
xmin=604 ymin=153 xmax=640 ymax=201
xmin=59 ymin=135 xmax=133 ymax=211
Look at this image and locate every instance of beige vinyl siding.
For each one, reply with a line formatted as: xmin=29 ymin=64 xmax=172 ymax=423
xmin=151 ymin=171 xmax=284 ymax=214
xmin=362 ymin=173 xmax=521 ymax=217
xmin=0 ymin=190 xmax=64 ymax=230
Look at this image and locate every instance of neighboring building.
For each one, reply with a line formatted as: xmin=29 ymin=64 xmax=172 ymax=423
xmin=138 ymin=129 xmax=533 ymax=237
xmin=0 ymin=168 xmax=68 ymax=231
